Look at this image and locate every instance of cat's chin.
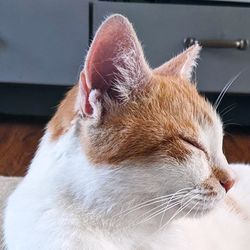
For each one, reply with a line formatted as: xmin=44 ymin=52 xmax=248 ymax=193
xmin=178 ymin=197 xmax=223 ymax=219
xmin=185 ymin=206 xmax=215 ymax=218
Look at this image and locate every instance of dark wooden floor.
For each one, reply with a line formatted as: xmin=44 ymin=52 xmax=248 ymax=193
xmin=0 ymin=118 xmax=250 ymax=176
xmin=0 ymin=118 xmax=45 ymax=176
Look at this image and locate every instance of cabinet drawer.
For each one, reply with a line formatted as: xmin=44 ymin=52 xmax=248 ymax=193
xmin=93 ymin=2 xmax=250 ymax=93
xmin=0 ymin=0 xmax=89 ymax=86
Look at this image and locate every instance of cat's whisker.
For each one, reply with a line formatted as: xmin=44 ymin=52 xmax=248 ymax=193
xmin=111 ymin=195 xmax=183 ymax=226
xmin=193 ymin=189 xmax=216 ymax=196
xmin=182 ymin=201 xmax=200 ymax=219
xmin=113 ymin=187 xmax=192 ymax=219
xmin=112 ymin=196 xmax=184 ymax=232
xmin=134 ymin=200 xmax=183 ymax=227
xmin=137 ymin=191 xmax=195 ymax=227
xmin=110 ymin=189 xmax=192 ymax=228
xmin=223 ymin=122 xmax=241 ymax=127
xmin=132 ymin=197 xmax=189 ymax=250
xmin=210 ymin=196 xmax=217 ymax=211
xmin=150 ymin=195 xmax=199 ymax=242
xmin=112 ymin=195 xmax=188 ymax=227
xmin=214 ymin=71 xmax=243 ymax=110
xmin=201 ymin=196 xmax=206 ymax=217
xmin=193 ymin=202 xmax=200 ymax=219
xmin=159 ymin=194 xmax=200 ymax=232
xmin=219 ymin=103 xmax=237 ymax=118
xmin=135 ymin=190 xmax=187 ymax=219
xmin=159 ymin=189 xmax=194 ymax=228
xmin=135 ymin=191 xmax=193 ymax=223
xmin=135 ymin=199 xmax=184 ymax=226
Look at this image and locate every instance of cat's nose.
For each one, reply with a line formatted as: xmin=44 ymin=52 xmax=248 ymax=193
xmin=213 ymin=167 xmax=235 ymax=193
xmin=219 ymin=178 xmax=235 ymax=192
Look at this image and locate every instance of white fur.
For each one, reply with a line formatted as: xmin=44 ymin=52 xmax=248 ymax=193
xmin=112 ymin=41 xmax=152 ymax=102
xmin=3 ymin=115 xmax=250 ymax=249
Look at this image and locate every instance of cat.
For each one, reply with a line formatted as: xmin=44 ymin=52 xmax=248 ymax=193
xmin=3 ymin=14 xmax=250 ymax=250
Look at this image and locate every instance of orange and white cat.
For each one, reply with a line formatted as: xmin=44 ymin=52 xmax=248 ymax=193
xmin=4 ymin=15 xmax=250 ymax=250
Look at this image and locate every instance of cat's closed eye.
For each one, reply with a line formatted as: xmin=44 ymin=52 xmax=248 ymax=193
xmin=180 ymin=136 xmax=208 ymax=157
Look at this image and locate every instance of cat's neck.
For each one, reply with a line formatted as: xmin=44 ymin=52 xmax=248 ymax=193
xmin=27 ymin=123 xmax=178 ymax=237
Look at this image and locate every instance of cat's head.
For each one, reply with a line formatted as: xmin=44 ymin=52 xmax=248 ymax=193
xmin=49 ymin=15 xmax=235 ymax=226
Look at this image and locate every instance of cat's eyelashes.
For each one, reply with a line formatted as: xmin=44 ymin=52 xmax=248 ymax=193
xmin=180 ymin=136 xmax=209 ymax=158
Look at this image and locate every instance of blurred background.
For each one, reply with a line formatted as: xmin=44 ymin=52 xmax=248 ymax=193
xmin=1 ymin=0 xmax=250 ymax=176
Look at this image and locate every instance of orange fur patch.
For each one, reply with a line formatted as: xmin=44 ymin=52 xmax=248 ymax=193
xmin=48 ymin=74 xmax=214 ymax=165
xmin=81 ymin=75 xmax=214 ymax=165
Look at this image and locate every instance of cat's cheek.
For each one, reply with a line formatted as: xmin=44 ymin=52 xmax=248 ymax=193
xmin=184 ymin=152 xmax=211 ymax=187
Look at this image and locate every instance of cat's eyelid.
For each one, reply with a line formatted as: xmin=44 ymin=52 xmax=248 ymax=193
xmin=179 ymin=136 xmax=209 ymax=159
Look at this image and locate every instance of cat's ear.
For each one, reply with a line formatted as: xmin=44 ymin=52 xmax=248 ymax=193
xmin=153 ymin=44 xmax=201 ymax=81
xmin=78 ymin=14 xmax=151 ymax=118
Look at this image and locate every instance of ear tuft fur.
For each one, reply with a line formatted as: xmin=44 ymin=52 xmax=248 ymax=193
xmin=112 ymin=42 xmax=152 ymax=102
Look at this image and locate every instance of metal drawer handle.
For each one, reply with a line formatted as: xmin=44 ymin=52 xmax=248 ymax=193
xmin=184 ymin=37 xmax=249 ymax=50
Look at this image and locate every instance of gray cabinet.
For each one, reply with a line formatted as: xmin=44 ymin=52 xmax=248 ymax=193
xmin=1 ymin=0 xmax=250 ymax=119
xmin=206 ymin=0 xmax=250 ymax=2
xmin=0 ymin=0 xmax=89 ymax=86
xmin=93 ymin=2 xmax=250 ymax=93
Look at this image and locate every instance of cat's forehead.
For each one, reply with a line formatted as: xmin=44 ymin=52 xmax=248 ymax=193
xmin=118 ymin=74 xmax=216 ymax=129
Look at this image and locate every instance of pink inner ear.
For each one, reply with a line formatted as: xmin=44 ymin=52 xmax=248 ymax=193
xmin=84 ymin=15 xmax=149 ymax=97
xmin=86 ymin=35 xmax=120 ymax=92
xmin=85 ymin=16 xmax=132 ymax=93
